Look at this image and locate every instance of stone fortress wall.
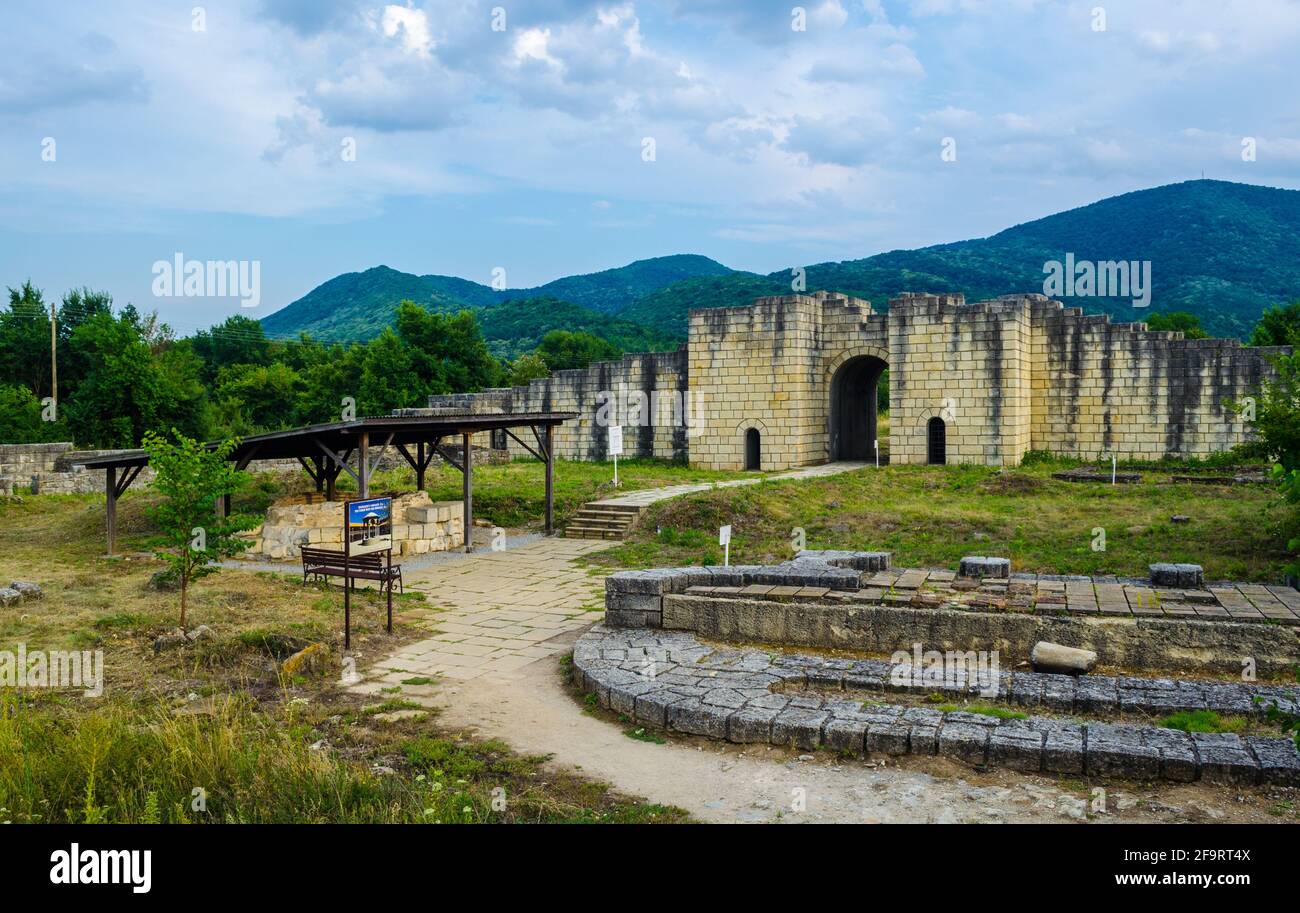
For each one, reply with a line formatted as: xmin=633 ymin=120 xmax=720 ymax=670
xmin=0 ymin=442 xmax=409 ymax=496
xmin=424 ymin=348 xmax=691 ymax=463
xmin=425 ymin=289 xmax=1290 ymax=471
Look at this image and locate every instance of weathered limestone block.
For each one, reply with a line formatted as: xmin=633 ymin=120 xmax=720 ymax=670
xmin=1030 ymin=641 xmax=1098 ymax=675
xmin=959 ymin=556 xmax=1010 ymax=579
xmin=249 ymin=490 xmax=461 ymax=560
xmin=1149 ymin=563 xmax=1204 ymax=588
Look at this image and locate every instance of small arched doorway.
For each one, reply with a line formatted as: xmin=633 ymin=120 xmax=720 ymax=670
xmin=829 ymin=355 xmax=888 ymax=461
xmin=927 ymin=417 xmax=947 ymax=465
xmin=745 ymin=428 xmax=761 ymax=470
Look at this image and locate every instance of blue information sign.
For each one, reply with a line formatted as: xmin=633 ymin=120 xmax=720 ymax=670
xmin=346 ymin=496 xmax=392 ymax=556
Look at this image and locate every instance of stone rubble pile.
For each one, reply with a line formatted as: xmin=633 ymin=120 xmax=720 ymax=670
xmin=0 ymin=581 xmax=42 ymax=606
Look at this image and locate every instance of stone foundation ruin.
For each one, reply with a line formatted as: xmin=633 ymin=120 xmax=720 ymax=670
xmin=573 ymin=551 xmax=1300 ymax=783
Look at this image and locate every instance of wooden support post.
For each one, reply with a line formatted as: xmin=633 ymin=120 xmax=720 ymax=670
xmin=105 ymin=465 xmax=117 ymax=555
xmin=314 ymin=456 xmax=324 ymax=492
xmin=358 ymin=431 xmax=369 ymax=499
xmin=416 ymin=442 xmax=426 ymax=491
xmin=462 ymin=431 xmax=473 ymax=553
xmin=325 ymin=465 xmax=337 ymax=501
xmin=544 ymin=424 xmax=554 ymax=536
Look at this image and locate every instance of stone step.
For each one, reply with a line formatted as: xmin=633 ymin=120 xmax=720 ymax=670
xmin=563 ymin=525 xmax=628 ymax=540
xmin=566 ymin=518 xmax=634 ymax=532
xmin=578 ymin=504 xmax=642 ymax=516
xmin=562 ymin=499 xmax=646 ymax=540
xmin=569 ymin=512 xmax=634 ymax=527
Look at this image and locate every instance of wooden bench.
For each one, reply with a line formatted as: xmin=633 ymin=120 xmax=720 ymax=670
xmin=301 ymin=547 xmax=402 ymax=595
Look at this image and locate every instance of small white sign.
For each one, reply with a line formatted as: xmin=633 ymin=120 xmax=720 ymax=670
xmin=719 ymin=524 xmax=731 ymax=546
xmin=608 ymin=426 xmax=623 ymax=457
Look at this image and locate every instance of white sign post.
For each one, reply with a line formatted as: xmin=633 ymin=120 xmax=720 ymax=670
xmin=874 ymin=438 xmax=879 ymax=468
xmin=1111 ymin=454 xmax=1117 ymax=486
xmin=608 ymin=426 xmax=623 ymax=487
xmin=719 ymin=524 xmax=732 ymax=567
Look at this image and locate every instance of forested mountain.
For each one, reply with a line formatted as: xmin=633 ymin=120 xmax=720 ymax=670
xmin=259 ymin=255 xmax=731 ymax=342
xmin=263 ymin=181 xmax=1300 ymax=344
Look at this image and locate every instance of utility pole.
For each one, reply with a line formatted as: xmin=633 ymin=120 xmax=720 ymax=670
xmin=50 ymin=298 xmax=57 ymax=416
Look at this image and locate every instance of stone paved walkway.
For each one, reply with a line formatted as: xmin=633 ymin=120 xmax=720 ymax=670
xmin=350 ymin=536 xmax=608 ymax=692
xmin=350 ymin=462 xmax=873 ymax=697
xmin=591 ymin=461 xmax=870 ymax=508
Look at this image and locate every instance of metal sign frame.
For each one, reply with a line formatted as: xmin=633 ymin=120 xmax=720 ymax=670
xmin=342 ymin=496 xmax=395 ymax=650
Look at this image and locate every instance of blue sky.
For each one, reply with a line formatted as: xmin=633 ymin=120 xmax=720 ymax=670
xmin=2 ymin=0 xmax=1298 ymax=335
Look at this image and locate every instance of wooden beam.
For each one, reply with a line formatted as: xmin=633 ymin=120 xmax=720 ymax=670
xmin=462 ymin=431 xmax=473 ymax=553
xmin=439 ymin=444 xmax=464 ymax=474
xmin=105 ymin=465 xmax=117 ymax=555
xmin=544 ymin=424 xmax=554 ymax=536
xmin=233 ymin=441 xmax=263 ymax=471
xmin=222 ymin=442 xmax=261 ymax=517
xmin=394 ymin=442 xmax=418 ymax=470
xmin=503 ymin=427 xmax=545 ymax=462
xmin=295 ymin=455 xmax=320 ymax=485
xmin=313 ymin=437 xmax=361 ymax=484
xmin=366 ymin=432 xmax=394 ymax=480
xmin=115 ymin=464 xmax=143 ymax=498
xmin=358 ymin=430 xmax=369 ymax=499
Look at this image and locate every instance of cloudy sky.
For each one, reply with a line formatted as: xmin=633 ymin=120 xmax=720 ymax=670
xmin=2 ymin=0 xmax=1297 ymax=334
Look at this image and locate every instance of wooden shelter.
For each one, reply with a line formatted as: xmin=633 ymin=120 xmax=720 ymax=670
xmin=76 ymin=412 xmax=575 ymax=554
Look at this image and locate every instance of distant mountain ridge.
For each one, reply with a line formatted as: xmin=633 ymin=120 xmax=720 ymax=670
xmin=260 ymin=180 xmax=1300 ymax=348
xmin=258 ymin=254 xmax=732 ymax=342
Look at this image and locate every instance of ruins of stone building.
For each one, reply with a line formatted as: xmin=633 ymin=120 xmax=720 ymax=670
xmin=424 ymin=291 xmax=1290 ymax=470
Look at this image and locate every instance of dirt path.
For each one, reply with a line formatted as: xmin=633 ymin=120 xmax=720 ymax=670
xmin=428 ymin=630 xmax=1290 ymax=824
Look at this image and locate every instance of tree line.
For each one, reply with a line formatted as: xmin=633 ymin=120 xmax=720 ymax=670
xmin=0 ymin=282 xmax=628 ymax=448
xmin=3 ymin=279 xmax=1298 ymax=451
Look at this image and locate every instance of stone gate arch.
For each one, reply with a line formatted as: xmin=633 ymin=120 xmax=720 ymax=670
xmin=826 ymin=346 xmax=889 ymax=461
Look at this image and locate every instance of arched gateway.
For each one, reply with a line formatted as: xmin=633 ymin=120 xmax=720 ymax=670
xmin=829 ymin=354 xmax=887 ymax=461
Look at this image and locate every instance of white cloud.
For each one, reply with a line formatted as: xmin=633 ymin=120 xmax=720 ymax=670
xmin=4 ymin=0 xmax=1300 ymax=286
xmin=804 ymin=42 xmax=924 ymax=80
xmin=1136 ymin=29 xmax=1221 ymax=57
xmin=378 ymin=4 xmax=435 ymax=57
xmin=783 ymin=112 xmax=894 ymax=166
xmin=513 ymin=27 xmax=559 ymax=67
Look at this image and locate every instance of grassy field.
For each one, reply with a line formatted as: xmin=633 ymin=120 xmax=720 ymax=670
xmin=2 ymin=450 xmax=1290 ymax=822
xmin=0 ymin=489 xmax=687 ymax=824
xmin=350 ymin=456 xmax=756 ymax=529
xmin=334 ymin=450 xmax=1288 ymax=580
xmin=589 ymin=459 xmax=1293 ymax=581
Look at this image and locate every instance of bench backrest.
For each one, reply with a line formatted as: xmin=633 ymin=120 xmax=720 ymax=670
xmin=301 ymin=547 xmax=391 ymax=568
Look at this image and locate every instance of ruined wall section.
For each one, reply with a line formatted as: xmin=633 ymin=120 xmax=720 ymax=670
xmin=887 ymin=293 xmax=1033 ymax=466
xmin=688 ymin=293 xmax=834 ymax=470
xmin=424 ymin=348 xmax=690 ymax=462
xmin=1028 ymin=299 xmax=1287 ymax=460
